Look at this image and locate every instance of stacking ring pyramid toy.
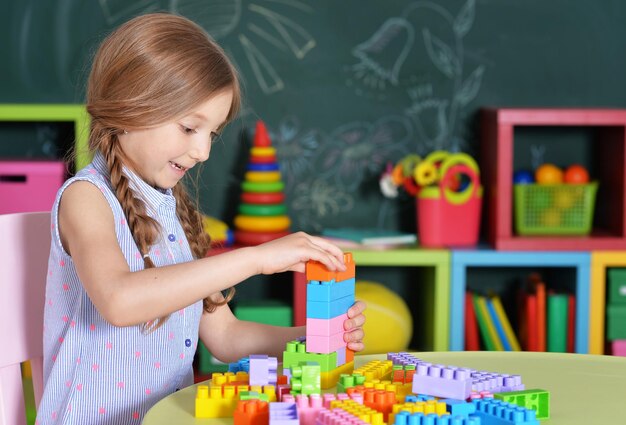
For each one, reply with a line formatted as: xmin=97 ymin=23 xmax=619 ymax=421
xmin=234 ymin=121 xmax=291 ymax=245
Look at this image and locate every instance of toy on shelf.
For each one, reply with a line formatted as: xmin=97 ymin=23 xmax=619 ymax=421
xmin=234 ymin=120 xmax=291 ymax=246
xmin=380 ymin=151 xmax=483 ymax=248
xmin=513 ymin=162 xmax=597 ymax=236
xmin=202 ymin=215 xmax=234 ymax=247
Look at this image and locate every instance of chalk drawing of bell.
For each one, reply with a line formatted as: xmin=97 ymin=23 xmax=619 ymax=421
xmin=349 ymin=17 xmax=414 ymax=91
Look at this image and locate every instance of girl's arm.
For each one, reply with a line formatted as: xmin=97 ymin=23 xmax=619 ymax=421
xmin=59 ymin=181 xmax=346 ymax=327
xmin=200 ymin=299 xmax=367 ymax=362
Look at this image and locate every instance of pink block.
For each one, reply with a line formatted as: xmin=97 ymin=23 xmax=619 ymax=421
xmin=306 ymin=332 xmax=345 ymax=354
xmin=0 ymin=161 xmax=65 ymax=214
xmin=306 ymin=314 xmax=347 ymax=337
xmin=612 ymin=340 xmax=626 ymax=356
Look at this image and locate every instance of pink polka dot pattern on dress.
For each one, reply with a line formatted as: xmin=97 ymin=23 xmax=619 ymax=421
xmin=37 ymin=153 xmax=202 ymax=425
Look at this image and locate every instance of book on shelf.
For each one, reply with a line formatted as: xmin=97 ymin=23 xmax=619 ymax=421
xmin=567 ymin=294 xmax=576 ymax=353
xmin=547 ymin=293 xmax=569 ymax=352
xmin=490 ymin=295 xmax=522 ymax=351
xmin=321 ymin=228 xmax=417 ymax=246
xmin=473 ymin=294 xmax=503 ymax=351
xmin=464 ymin=292 xmax=480 ymax=350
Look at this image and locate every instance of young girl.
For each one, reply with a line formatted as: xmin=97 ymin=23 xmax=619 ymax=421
xmin=37 ymin=13 xmax=365 ymax=425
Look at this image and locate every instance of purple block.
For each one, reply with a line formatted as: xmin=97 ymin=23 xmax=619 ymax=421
xmin=387 ymin=352 xmax=423 ymax=366
xmin=411 ymin=363 xmax=473 ymax=400
xmin=249 ymin=354 xmax=278 ymax=386
xmin=269 ymin=402 xmax=299 ymax=425
xmin=336 ymin=347 xmax=347 ymax=367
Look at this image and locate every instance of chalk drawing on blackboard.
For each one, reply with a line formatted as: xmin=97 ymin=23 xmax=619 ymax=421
xmin=290 ymin=178 xmax=354 ymax=232
xmin=172 ymin=0 xmax=315 ymax=95
xmin=269 ymin=117 xmax=320 ymax=189
xmin=348 ymin=18 xmax=415 ymax=93
xmin=170 ymin=0 xmax=241 ymax=38
xmin=317 ymin=116 xmax=412 ymax=191
xmin=99 ymin=0 xmax=158 ymax=24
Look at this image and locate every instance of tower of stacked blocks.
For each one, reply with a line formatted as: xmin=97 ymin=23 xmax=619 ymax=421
xmin=234 ymin=121 xmax=291 ymax=246
xmin=282 ymin=252 xmax=357 ymax=390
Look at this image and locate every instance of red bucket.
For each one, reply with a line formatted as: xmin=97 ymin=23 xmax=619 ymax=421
xmin=417 ymin=163 xmax=482 ymax=248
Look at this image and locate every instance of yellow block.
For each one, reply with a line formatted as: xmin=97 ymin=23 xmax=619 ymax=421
xmin=245 ymin=171 xmax=282 ymax=182
xmin=234 ymin=215 xmax=291 ymax=232
xmin=195 ymin=385 xmax=238 ymax=418
xmin=250 ymin=146 xmax=276 ymax=157
xmin=353 ymin=360 xmax=393 ymax=382
xmin=320 ymin=361 xmax=354 ymax=389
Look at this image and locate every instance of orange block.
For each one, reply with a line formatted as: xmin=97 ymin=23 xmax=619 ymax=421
xmin=306 ymin=252 xmax=355 ymax=282
xmin=346 ymin=348 xmax=354 ymax=363
xmin=233 ymin=399 xmax=269 ymax=425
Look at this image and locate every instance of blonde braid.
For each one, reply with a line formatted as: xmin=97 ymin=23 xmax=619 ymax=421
xmin=173 ymin=184 xmax=235 ymax=313
xmin=100 ymin=134 xmax=170 ymax=330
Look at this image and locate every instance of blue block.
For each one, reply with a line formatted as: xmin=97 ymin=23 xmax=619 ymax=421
xmin=306 ymin=294 xmax=355 ymax=319
xmin=471 ymin=399 xmax=537 ymax=425
xmin=442 ymin=399 xmax=477 ymax=418
xmin=307 ymin=278 xmax=355 ymax=302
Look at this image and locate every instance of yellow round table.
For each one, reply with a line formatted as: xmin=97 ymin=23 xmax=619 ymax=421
xmin=142 ymin=352 xmax=626 ymax=425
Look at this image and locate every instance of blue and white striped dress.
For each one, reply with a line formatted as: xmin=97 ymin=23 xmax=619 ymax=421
xmin=36 ymin=152 xmax=203 ymax=425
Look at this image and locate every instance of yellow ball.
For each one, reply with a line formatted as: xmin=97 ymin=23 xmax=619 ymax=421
xmin=355 ymin=281 xmax=413 ymax=355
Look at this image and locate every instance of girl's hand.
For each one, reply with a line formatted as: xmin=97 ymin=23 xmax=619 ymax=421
xmin=344 ymin=300 xmax=366 ymax=352
xmin=252 ymin=231 xmax=346 ymax=275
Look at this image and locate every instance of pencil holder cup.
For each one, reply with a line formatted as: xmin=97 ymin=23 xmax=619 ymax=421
xmin=416 ymin=162 xmax=482 ymax=248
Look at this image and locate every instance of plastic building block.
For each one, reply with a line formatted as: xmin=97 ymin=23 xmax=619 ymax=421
xmin=306 ymin=252 xmax=355 ymax=282
xmin=362 ymin=389 xmax=397 ymax=421
xmin=441 ymin=399 xmax=477 ymax=417
xmin=269 ymin=401 xmax=299 ymax=425
xmin=412 ymin=363 xmax=473 ymax=400
xmin=307 ymin=313 xmax=347 ymax=336
xmin=306 ymin=295 xmax=355 ymax=319
xmin=283 ymin=394 xmax=324 ymax=425
xmin=346 ymin=348 xmax=355 ymax=363
xmin=392 ymin=364 xmax=416 ymax=384
xmin=337 ymin=347 xmax=347 ymax=367
xmin=290 ymin=362 xmax=321 ymax=395
xmin=233 ymin=399 xmax=269 ymax=425
xmin=471 ymin=398 xmax=538 ymax=425
xmin=282 ymin=340 xmax=337 ymax=371
xmin=388 ymin=352 xmax=423 ymax=367
xmin=388 ymin=399 xmax=449 ymax=424
xmin=336 ymin=373 xmax=366 ymax=393
xmin=229 ymin=357 xmax=250 ymax=373
xmin=249 ymin=354 xmax=278 ymax=386
xmin=239 ymin=391 xmax=268 ymax=402
xmin=320 ymin=361 xmax=354 ymax=389
xmin=471 ymin=372 xmax=524 ymax=394
xmin=307 ymin=279 xmax=356 ymax=302
xmin=212 ymin=371 xmax=249 ymax=386
xmin=316 ymin=408 xmax=368 ymax=425
xmin=328 ymin=399 xmax=384 ymax=425
xmin=353 ymin=360 xmax=394 ymax=382
xmin=195 ymin=384 xmax=238 ymax=418
xmin=494 ymin=389 xmax=550 ymax=420
xmin=393 ymin=411 xmax=480 ymax=425
xmin=469 ymin=391 xmax=494 ymax=400
xmin=306 ymin=332 xmax=345 ymax=354
xmin=276 ymin=384 xmax=291 ymax=401
xmin=406 ymin=394 xmax=435 ymax=402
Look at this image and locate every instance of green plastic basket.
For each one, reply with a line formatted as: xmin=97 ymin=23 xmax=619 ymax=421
xmin=514 ymin=182 xmax=598 ymax=235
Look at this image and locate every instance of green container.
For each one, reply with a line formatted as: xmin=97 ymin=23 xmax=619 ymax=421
xmin=197 ymin=300 xmax=292 ymax=374
xmin=606 ymin=304 xmax=626 ymax=340
xmin=514 ymin=182 xmax=597 ymax=235
xmin=608 ymin=268 xmax=626 ymax=305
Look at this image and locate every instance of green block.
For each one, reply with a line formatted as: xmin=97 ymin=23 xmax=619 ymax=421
xmin=336 ymin=373 xmax=365 ymax=393
xmin=608 ymin=269 xmax=626 ymax=305
xmin=495 ymin=389 xmax=550 ymax=420
xmin=239 ymin=391 xmax=269 ymax=401
xmin=283 ymin=341 xmax=337 ymax=372
xmin=607 ymin=304 xmax=626 ymax=340
xmin=291 ymin=362 xmax=321 ymax=395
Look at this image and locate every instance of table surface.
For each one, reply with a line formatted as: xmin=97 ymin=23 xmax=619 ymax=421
xmin=142 ymin=351 xmax=626 ymax=425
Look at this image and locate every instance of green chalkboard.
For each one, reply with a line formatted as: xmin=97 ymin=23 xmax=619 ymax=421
xmin=2 ymin=0 xmax=626 ymax=233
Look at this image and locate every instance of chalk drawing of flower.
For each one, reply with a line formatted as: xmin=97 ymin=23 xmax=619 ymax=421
xmin=290 ymin=179 xmax=354 ymax=232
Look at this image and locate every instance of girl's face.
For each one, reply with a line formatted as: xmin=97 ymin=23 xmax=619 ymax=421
xmin=119 ymin=89 xmax=234 ymax=190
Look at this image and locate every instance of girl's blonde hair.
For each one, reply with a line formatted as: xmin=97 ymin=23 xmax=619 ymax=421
xmin=85 ymin=13 xmax=240 ymax=328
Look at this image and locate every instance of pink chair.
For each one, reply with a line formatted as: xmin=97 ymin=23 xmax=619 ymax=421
xmin=0 ymin=212 xmax=51 ymax=425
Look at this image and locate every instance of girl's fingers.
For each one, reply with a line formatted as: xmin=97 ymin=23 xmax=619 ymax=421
xmin=347 ymin=341 xmax=365 ymax=352
xmin=344 ymin=328 xmax=364 ymax=343
xmin=347 ymin=301 xmax=367 ymax=318
xmin=344 ymin=313 xmax=366 ymax=331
